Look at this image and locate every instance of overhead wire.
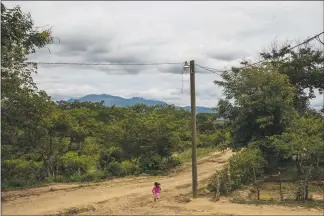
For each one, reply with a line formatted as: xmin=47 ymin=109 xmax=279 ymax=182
xmin=23 ymin=61 xmax=183 ymax=66
xmin=23 ymin=31 xmax=324 ymax=77
xmin=315 ymin=36 xmax=324 ymax=45
xmin=195 ymin=64 xmax=223 ymax=74
xmin=196 ymin=31 xmax=324 ymax=74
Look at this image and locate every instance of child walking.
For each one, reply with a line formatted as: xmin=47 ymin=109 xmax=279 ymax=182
xmin=152 ymin=182 xmax=161 ymax=202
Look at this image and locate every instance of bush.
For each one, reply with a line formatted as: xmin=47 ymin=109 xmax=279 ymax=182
xmin=79 ymin=170 xmax=106 ymax=182
xmin=99 ymin=147 xmax=124 ymax=170
xmin=198 ymin=134 xmax=216 ymax=148
xmin=139 ymin=153 xmax=163 ymax=173
xmin=107 ymin=161 xmax=126 ymax=177
xmin=3 ymin=180 xmax=25 ymax=188
xmin=60 ymin=152 xmax=89 ymax=175
xmin=162 ymin=156 xmax=181 ymax=170
xmin=311 ymin=167 xmax=324 ymax=181
xmin=2 ymin=159 xmax=45 ymax=188
xmin=209 ymin=147 xmax=266 ymax=194
xmin=52 ymin=175 xmax=68 ymax=183
xmin=120 ymin=160 xmax=141 ymax=175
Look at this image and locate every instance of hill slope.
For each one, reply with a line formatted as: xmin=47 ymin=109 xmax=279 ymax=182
xmin=67 ymin=94 xmax=215 ymax=113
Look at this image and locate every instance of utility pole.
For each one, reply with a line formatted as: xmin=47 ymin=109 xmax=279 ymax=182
xmin=190 ymin=60 xmax=198 ymax=198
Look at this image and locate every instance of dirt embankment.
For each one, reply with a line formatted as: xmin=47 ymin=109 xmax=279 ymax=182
xmin=2 ymin=150 xmax=323 ymax=215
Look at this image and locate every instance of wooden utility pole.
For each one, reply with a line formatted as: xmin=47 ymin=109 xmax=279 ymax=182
xmin=190 ymin=60 xmax=198 ymax=198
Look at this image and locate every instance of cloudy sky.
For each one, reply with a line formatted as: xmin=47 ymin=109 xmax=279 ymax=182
xmin=5 ymin=1 xmax=324 ymax=108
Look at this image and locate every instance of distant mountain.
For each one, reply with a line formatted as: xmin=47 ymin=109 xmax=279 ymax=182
xmin=183 ymin=106 xmax=215 ymax=113
xmin=66 ymin=94 xmax=215 ymax=113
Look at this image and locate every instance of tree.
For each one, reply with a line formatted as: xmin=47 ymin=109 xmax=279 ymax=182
xmin=215 ymin=65 xmax=296 ymax=149
xmin=271 ymin=116 xmax=324 ymax=175
xmin=259 ymin=42 xmax=324 ymax=113
xmin=1 ymin=3 xmax=55 ymax=158
xmin=270 ymin=116 xmax=324 ymax=200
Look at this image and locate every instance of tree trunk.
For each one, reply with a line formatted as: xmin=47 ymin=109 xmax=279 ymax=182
xmin=278 ymin=171 xmax=283 ymax=201
xmin=78 ymin=141 xmax=82 ymax=175
xmin=295 ymin=180 xmax=303 ymax=201
xmin=252 ymin=166 xmax=260 ymax=200
xmin=228 ymin=164 xmax=231 ymax=183
xmin=214 ymin=170 xmax=220 ymax=201
xmin=46 ymin=161 xmax=51 ymax=177
xmin=56 ymin=163 xmax=59 ymax=176
xmin=304 ymin=167 xmax=311 ymax=200
xmin=296 ymin=156 xmax=301 ymax=179
xmin=49 ymin=137 xmax=54 ymax=178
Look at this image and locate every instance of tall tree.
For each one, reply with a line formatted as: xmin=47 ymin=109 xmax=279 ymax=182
xmin=1 ymin=3 xmax=54 ymax=153
xmin=215 ymin=65 xmax=296 ymax=148
xmin=258 ymin=42 xmax=324 ymax=113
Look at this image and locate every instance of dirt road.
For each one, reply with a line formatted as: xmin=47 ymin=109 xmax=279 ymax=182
xmin=2 ymin=150 xmax=323 ymax=215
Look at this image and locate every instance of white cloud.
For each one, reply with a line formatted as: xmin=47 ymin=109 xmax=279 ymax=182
xmin=4 ymin=1 xmax=324 ymax=107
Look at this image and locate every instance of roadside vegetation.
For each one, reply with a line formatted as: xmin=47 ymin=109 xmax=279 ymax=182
xmin=1 ymin=3 xmax=229 ymax=189
xmin=2 ymin=3 xmax=323 ymax=210
xmin=207 ymin=32 xmax=324 ymax=206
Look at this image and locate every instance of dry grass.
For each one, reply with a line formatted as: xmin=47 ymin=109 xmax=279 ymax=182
xmin=231 ymin=181 xmax=324 ymax=210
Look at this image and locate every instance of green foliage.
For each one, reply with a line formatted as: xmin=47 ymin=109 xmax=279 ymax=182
xmin=209 ymin=148 xmax=266 ymax=194
xmin=259 ymin=43 xmax=324 ymax=113
xmin=311 ymin=167 xmax=324 ymax=181
xmin=106 ymin=160 xmax=141 ymax=177
xmin=107 ymin=161 xmax=124 ymax=176
xmin=215 ymin=66 xmax=296 ymax=149
xmin=2 ymin=159 xmax=45 ymax=187
xmin=139 ymin=153 xmax=164 ymax=173
xmin=213 ymin=40 xmax=324 ymax=203
xmin=66 ymin=170 xmax=107 ymax=182
xmin=270 ymin=116 xmax=324 ymax=177
xmin=120 ymin=160 xmax=141 ymax=176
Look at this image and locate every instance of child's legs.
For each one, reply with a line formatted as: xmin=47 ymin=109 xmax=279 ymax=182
xmin=154 ymin=193 xmax=160 ymax=199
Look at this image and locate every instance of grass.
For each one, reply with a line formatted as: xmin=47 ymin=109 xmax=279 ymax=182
xmin=232 ymin=198 xmax=324 ymax=210
xmin=177 ymin=148 xmax=215 ymax=163
xmin=260 ymin=182 xmax=324 ymax=199
xmin=55 ymin=204 xmax=96 ymax=215
xmin=230 ymin=181 xmax=324 ymax=210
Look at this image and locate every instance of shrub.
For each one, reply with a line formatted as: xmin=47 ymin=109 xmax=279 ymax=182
xmin=139 ymin=153 xmax=163 ymax=173
xmin=99 ymin=147 xmax=124 ymax=170
xmin=311 ymin=167 xmax=324 ymax=181
xmin=60 ymin=152 xmax=89 ymax=175
xmin=79 ymin=170 xmax=106 ymax=182
xmin=198 ymin=134 xmax=216 ymax=148
xmin=52 ymin=175 xmax=67 ymax=183
xmin=209 ymin=147 xmax=266 ymax=194
xmin=3 ymin=180 xmax=25 ymax=188
xmin=2 ymin=159 xmax=45 ymax=188
xmin=107 ymin=161 xmax=125 ymax=177
xmin=120 ymin=160 xmax=141 ymax=175
xmin=162 ymin=156 xmax=181 ymax=170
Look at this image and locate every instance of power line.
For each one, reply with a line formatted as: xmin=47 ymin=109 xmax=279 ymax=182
xmin=198 ymin=31 xmax=324 ymax=74
xmin=23 ymin=61 xmax=183 ymax=66
xmin=315 ymin=36 xmax=324 ymax=45
xmin=23 ymin=31 xmax=324 ymax=75
xmin=195 ymin=64 xmax=223 ymax=74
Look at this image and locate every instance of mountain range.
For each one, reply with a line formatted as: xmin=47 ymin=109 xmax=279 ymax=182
xmin=66 ymin=94 xmax=215 ymax=113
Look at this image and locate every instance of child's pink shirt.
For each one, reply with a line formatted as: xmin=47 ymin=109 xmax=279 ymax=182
xmin=153 ymin=186 xmax=161 ymax=194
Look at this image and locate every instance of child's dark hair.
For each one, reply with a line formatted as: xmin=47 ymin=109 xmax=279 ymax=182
xmin=154 ymin=182 xmax=160 ymax=187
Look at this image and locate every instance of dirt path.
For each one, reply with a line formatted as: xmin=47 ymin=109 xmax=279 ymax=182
xmin=2 ymin=150 xmax=323 ymax=215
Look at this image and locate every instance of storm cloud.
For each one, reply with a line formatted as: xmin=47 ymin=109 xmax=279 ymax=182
xmin=4 ymin=1 xmax=323 ymax=107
